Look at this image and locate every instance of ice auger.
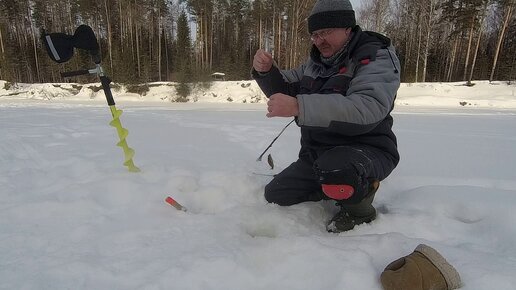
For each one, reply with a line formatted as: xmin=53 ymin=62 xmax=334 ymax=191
xmin=42 ymin=25 xmax=140 ymax=172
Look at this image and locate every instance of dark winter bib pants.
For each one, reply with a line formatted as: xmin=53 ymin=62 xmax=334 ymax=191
xmin=265 ymin=144 xmax=396 ymax=206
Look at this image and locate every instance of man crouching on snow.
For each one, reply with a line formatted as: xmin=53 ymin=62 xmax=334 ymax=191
xmin=251 ymin=0 xmax=401 ymax=233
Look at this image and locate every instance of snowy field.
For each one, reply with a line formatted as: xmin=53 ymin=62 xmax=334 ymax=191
xmin=1 ymin=80 xmax=516 ymax=289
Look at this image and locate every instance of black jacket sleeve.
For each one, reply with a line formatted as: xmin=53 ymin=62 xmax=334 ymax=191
xmin=251 ymin=66 xmax=300 ymax=97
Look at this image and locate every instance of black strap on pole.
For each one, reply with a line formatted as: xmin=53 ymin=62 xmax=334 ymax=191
xmin=100 ymin=75 xmax=116 ymax=106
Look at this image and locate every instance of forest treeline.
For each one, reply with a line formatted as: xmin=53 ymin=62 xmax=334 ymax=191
xmin=0 ymin=0 xmax=514 ymax=84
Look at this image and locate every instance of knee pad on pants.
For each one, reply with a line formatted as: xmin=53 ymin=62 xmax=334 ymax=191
xmin=315 ymin=166 xmax=367 ymax=204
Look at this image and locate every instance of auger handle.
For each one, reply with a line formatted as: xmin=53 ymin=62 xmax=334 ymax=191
xmin=61 ymin=69 xmax=90 ymax=77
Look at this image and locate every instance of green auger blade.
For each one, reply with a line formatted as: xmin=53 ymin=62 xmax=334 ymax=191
xmin=109 ymin=105 xmax=140 ymax=172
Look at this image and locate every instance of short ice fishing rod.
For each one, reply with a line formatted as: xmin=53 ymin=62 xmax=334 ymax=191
xmin=256 ymin=119 xmax=294 ymax=170
xmin=42 ymin=25 xmax=140 ymax=172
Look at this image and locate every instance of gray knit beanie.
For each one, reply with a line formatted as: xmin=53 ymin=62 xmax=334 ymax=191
xmin=308 ymin=0 xmax=356 ymax=33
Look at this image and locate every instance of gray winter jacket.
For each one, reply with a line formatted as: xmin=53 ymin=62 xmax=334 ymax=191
xmin=253 ymin=26 xmax=400 ymax=164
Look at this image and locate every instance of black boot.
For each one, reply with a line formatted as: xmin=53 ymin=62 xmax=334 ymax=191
xmin=326 ymin=180 xmax=380 ymax=233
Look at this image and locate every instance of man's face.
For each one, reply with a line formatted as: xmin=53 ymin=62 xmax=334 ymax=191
xmin=311 ymin=28 xmax=352 ymax=58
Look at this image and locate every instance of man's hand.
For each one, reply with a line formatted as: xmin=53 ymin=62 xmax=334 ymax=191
xmin=267 ymin=93 xmax=299 ymax=118
xmin=253 ymin=49 xmax=273 ymax=73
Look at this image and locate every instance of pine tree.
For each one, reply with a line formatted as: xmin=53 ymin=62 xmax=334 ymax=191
xmin=175 ymin=9 xmax=192 ymax=99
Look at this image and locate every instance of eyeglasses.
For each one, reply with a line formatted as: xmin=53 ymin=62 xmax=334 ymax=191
xmin=310 ymin=29 xmax=335 ymax=42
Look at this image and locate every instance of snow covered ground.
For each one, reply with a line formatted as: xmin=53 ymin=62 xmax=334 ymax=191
xmin=1 ymin=80 xmax=516 ymax=289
